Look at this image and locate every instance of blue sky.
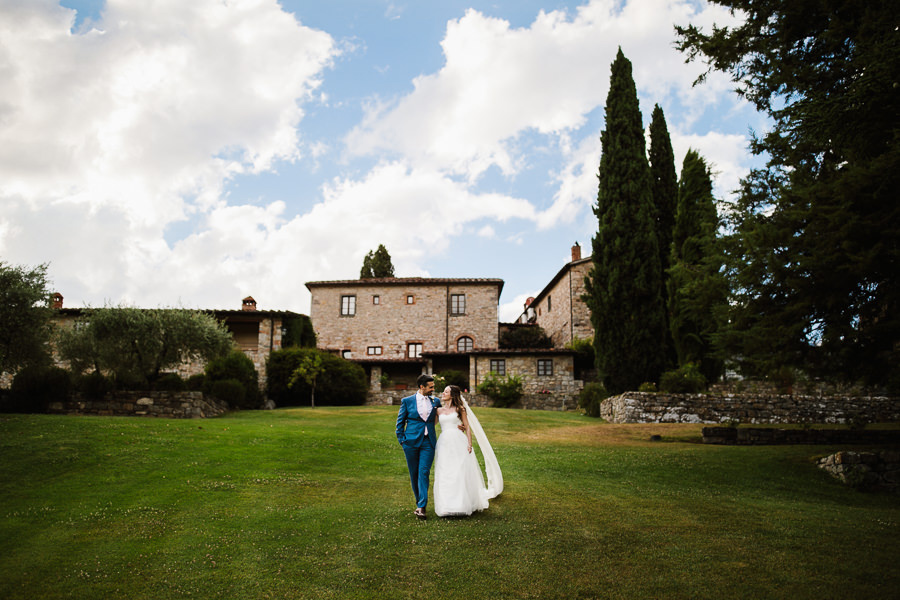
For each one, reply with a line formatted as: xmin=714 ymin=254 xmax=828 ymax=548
xmin=1 ymin=0 xmax=764 ymax=321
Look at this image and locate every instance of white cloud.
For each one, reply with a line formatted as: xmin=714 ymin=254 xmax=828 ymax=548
xmin=477 ymin=225 xmax=496 ymax=238
xmin=499 ymin=292 xmax=537 ymax=323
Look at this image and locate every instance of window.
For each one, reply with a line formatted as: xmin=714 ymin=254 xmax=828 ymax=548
xmin=373 ymin=295 xmax=380 ymax=305
xmin=548 ymin=295 xmax=552 ymax=312
xmin=490 ymin=359 xmax=506 ymax=376
xmin=407 ymin=343 xmax=423 ymax=358
xmin=406 ymin=294 xmax=415 ymax=304
xmin=342 ymin=350 xmax=352 ymax=359
xmin=457 ymin=336 xmax=473 ymax=351
xmin=367 ymin=346 xmax=383 ymax=355
xmin=537 ymin=359 xmax=553 ymax=376
xmin=450 ymin=294 xmax=466 ymax=315
xmin=341 ymin=295 xmax=356 ymax=316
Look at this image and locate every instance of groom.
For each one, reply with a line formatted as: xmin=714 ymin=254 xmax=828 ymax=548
xmin=396 ymin=374 xmax=441 ymax=520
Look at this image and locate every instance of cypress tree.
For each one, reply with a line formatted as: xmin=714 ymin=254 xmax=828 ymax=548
xmin=584 ymin=48 xmax=666 ymax=394
xmin=648 ymin=104 xmax=678 ymax=367
xmin=360 ymin=244 xmax=395 ymax=279
xmin=667 ymin=150 xmax=726 ymax=383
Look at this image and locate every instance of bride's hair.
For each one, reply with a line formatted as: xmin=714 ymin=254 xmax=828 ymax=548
xmin=446 ymin=384 xmax=466 ymax=418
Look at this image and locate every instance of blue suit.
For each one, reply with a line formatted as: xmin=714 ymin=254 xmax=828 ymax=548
xmin=396 ymin=393 xmax=441 ymax=509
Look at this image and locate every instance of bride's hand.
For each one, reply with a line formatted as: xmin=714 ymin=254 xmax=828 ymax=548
xmin=467 ymin=444 xmax=472 ymax=453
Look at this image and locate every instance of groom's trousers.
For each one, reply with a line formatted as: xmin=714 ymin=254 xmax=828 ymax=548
xmin=402 ymin=443 xmax=435 ymax=509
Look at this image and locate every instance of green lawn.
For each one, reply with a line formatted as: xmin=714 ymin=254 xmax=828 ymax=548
xmin=1 ymin=407 xmax=898 ymax=599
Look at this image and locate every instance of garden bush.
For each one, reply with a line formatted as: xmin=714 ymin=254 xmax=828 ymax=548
xmin=476 ymin=373 xmax=523 ymax=408
xmin=659 ymin=363 xmax=707 ymax=393
xmin=266 ymin=348 xmax=367 ymax=406
xmin=75 ymin=371 xmax=113 ymax=400
xmin=435 ymin=369 xmax=468 ymax=391
xmin=210 ymin=379 xmax=245 ymax=407
xmin=205 ymin=350 xmax=259 ymax=409
xmin=186 ymin=373 xmax=207 ymax=391
xmin=153 ymin=373 xmax=186 ymax=391
xmin=9 ymin=365 xmax=72 ymax=413
xmin=578 ymin=381 xmax=608 ymax=417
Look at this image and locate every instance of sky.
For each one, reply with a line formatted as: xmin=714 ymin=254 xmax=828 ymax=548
xmin=0 ymin=0 xmax=766 ymax=322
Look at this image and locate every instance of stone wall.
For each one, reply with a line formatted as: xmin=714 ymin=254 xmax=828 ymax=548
xmin=366 ymin=390 xmax=578 ymax=411
xmin=818 ymin=451 xmax=900 ymax=493
xmin=48 ymin=391 xmax=229 ymax=418
xmin=601 ymin=392 xmax=900 ymax=424
xmin=702 ymin=427 xmax=900 ymax=445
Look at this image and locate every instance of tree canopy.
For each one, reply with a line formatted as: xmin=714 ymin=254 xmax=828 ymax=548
xmin=677 ymin=0 xmax=900 ymax=388
xmin=360 ymin=244 xmax=395 ymax=279
xmin=0 ymin=261 xmax=53 ymax=373
xmin=584 ymin=48 xmax=667 ymax=394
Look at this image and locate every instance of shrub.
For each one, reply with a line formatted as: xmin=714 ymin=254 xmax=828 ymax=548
xmin=435 ymin=369 xmax=468 ymax=391
xmin=186 ymin=373 xmax=207 ymax=391
xmin=266 ymin=348 xmax=367 ymax=406
xmin=659 ymin=363 xmax=707 ymax=393
xmin=76 ymin=371 xmax=113 ymax=400
xmin=154 ymin=373 xmax=186 ymax=392
xmin=476 ymin=373 xmax=523 ymax=408
xmin=9 ymin=365 xmax=72 ymax=413
xmin=638 ymin=381 xmax=658 ymax=393
xmin=210 ymin=379 xmax=245 ymax=408
xmin=500 ymin=326 xmax=553 ymax=349
xmin=205 ymin=350 xmax=259 ymax=409
xmin=578 ymin=382 xmax=608 ymax=418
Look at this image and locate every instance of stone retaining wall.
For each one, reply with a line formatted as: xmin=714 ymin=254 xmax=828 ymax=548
xmin=48 ymin=391 xmax=229 ymax=418
xmin=818 ymin=451 xmax=900 ymax=493
xmin=601 ymin=392 xmax=900 ymax=424
xmin=702 ymin=427 xmax=900 ymax=445
xmin=365 ymin=391 xmax=579 ymax=411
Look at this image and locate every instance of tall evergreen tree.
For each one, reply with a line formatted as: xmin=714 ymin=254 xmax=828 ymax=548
xmin=667 ymin=150 xmax=726 ymax=382
xmin=584 ymin=48 xmax=666 ymax=394
xmin=648 ymin=104 xmax=678 ymax=367
xmin=677 ymin=0 xmax=900 ymax=388
xmin=360 ymin=244 xmax=395 ymax=279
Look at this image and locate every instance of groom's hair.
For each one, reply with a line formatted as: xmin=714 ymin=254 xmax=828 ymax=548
xmin=416 ymin=374 xmax=434 ymax=388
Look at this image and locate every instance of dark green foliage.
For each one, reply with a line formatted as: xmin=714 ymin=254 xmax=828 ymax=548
xmin=659 ymin=363 xmax=707 ymax=394
xmin=584 ymin=48 xmax=666 ymax=394
xmin=210 ymin=379 xmax=245 ymax=408
xmin=153 ymin=373 xmax=186 ymax=392
xmin=435 ymin=370 xmax=468 ymax=391
xmin=186 ymin=373 xmax=207 ymax=391
xmin=676 ymin=0 xmax=900 ymax=389
xmin=360 ymin=244 xmax=395 ymax=279
xmin=266 ymin=348 xmax=367 ymax=406
xmin=0 ymin=261 xmax=54 ymax=373
xmin=638 ymin=381 xmax=658 ymax=393
xmin=499 ymin=325 xmax=553 ymax=349
xmin=205 ymin=350 xmax=259 ymax=409
xmin=667 ymin=150 xmax=727 ymax=383
xmin=8 ymin=365 xmax=71 ymax=413
xmin=649 ymin=105 xmax=679 ymax=367
xmin=577 ymin=381 xmax=608 ymax=418
xmin=75 ymin=371 xmax=113 ymax=400
xmin=476 ymin=373 xmax=523 ymax=408
xmin=281 ymin=315 xmax=316 ymax=348
xmin=569 ymin=337 xmax=596 ymax=381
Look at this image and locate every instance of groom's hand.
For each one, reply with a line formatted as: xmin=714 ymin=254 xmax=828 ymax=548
xmin=458 ymin=423 xmax=466 ymax=432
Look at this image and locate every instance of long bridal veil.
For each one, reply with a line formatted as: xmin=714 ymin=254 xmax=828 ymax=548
xmin=461 ymin=395 xmax=503 ymax=498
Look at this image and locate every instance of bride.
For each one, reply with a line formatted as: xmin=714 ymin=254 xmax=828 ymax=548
xmin=433 ymin=384 xmax=503 ymax=517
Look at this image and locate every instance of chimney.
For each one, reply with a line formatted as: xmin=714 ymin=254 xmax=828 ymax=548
xmin=524 ymin=297 xmax=535 ymax=309
xmin=242 ymin=296 xmax=257 ymax=311
xmin=571 ymin=242 xmax=581 ymax=262
xmin=51 ymin=292 xmax=63 ymax=309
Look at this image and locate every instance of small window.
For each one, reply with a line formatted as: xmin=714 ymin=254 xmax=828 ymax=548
xmin=490 ymin=359 xmax=506 ymax=376
xmin=367 ymin=346 xmax=382 ymax=355
xmin=342 ymin=350 xmax=352 ymax=359
xmin=341 ymin=295 xmax=356 ymax=316
xmin=537 ymin=359 xmax=553 ymax=376
xmin=406 ymin=294 xmax=415 ymax=305
xmin=457 ymin=336 xmax=473 ymax=352
xmin=407 ymin=343 xmax=423 ymax=358
xmin=548 ymin=295 xmax=552 ymax=312
xmin=450 ymin=294 xmax=466 ymax=315
xmin=373 ymin=295 xmax=380 ymax=305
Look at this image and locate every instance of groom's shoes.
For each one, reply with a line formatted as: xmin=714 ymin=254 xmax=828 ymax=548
xmin=414 ymin=508 xmax=427 ymax=520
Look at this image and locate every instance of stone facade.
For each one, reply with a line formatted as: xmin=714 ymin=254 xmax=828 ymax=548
xmin=601 ymin=392 xmax=900 ymax=424
xmin=470 ymin=350 xmax=579 ymax=394
xmin=306 ymin=277 xmax=503 ymax=358
xmin=518 ymin=244 xmax=593 ymax=347
xmin=48 ymin=391 xmax=229 ymax=418
xmin=365 ymin=390 xmax=578 ymax=411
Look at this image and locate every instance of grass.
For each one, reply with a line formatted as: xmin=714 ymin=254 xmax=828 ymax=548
xmin=0 ymin=407 xmax=898 ymax=599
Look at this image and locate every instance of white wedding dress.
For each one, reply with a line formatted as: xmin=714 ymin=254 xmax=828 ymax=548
xmin=433 ymin=403 xmax=502 ymax=517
